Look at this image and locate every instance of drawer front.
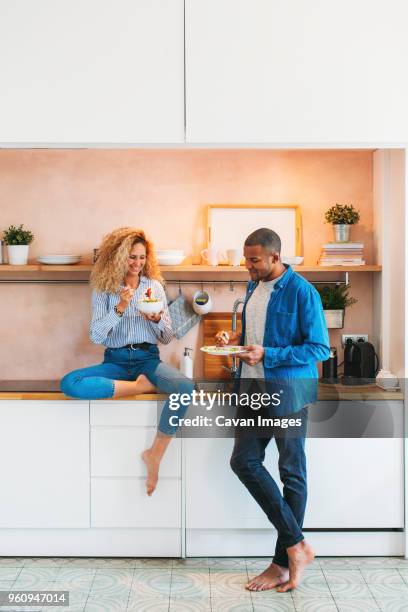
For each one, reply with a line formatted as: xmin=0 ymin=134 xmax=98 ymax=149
xmin=90 ymin=400 xmax=164 ymax=427
xmin=91 ymin=428 xmax=181 ymax=478
xmin=91 ymin=478 xmax=181 ymax=528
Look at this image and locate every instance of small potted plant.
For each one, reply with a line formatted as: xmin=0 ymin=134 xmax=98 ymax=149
xmin=316 ymin=283 xmax=357 ymax=329
xmin=325 ymin=203 xmax=360 ymax=242
xmin=3 ymin=224 xmax=34 ymax=265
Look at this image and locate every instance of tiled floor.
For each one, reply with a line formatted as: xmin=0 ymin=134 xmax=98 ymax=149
xmin=0 ymin=557 xmax=408 ymax=611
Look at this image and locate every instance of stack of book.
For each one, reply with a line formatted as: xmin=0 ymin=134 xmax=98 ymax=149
xmin=319 ymin=242 xmax=365 ymax=266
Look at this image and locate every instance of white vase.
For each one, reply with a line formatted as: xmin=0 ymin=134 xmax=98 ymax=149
xmin=324 ymin=309 xmax=344 ymax=329
xmin=7 ymin=244 xmax=29 ymax=265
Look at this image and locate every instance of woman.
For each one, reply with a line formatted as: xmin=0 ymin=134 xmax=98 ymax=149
xmin=61 ymin=227 xmax=194 ymax=495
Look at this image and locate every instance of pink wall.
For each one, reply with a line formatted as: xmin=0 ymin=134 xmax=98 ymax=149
xmin=0 ymin=149 xmax=374 ymax=379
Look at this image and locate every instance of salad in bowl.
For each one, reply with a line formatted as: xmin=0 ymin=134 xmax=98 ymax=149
xmin=137 ymin=288 xmax=163 ymax=315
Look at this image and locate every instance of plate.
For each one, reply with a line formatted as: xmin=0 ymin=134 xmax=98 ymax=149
xmin=200 ymin=345 xmax=247 ymax=356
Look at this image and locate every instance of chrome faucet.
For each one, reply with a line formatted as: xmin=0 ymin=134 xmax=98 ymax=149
xmin=231 ymin=298 xmax=245 ymax=376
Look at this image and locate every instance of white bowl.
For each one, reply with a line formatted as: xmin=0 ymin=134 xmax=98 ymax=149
xmin=282 ymin=256 xmax=304 ymax=265
xmin=137 ymin=299 xmax=163 ymax=314
xmin=157 ymin=255 xmax=185 ymax=265
xmin=156 ymin=249 xmax=184 ymax=256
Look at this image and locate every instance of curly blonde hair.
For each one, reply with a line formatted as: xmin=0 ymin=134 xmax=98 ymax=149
xmin=90 ymin=227 xmax=163 ymax=293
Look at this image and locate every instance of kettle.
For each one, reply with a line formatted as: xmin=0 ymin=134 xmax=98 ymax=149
xmin=342 ymin=339 xmax=379 ymax=385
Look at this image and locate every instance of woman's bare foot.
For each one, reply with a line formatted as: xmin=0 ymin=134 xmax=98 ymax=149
xmin=246 ymin=562 xmax=289 ymax=591
xmin=141 ymin=449 xmax=160 ymax=496
xmin=134 ymin=374 xmax=156 ymax=394
xmin=276 ymin=540 xmax=315 ymax=592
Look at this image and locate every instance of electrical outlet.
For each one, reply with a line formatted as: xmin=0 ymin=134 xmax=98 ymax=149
xmin=341 ymin=334 xmax=369 ymax=346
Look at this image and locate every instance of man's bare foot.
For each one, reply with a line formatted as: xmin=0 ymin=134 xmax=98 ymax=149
xmin=141 ymin=449 xmax=160 ymax=496
xmin=276 ymin=540 xmax=315 ymax=592
xmin=246 ymin=562 xmax=289 ymax=591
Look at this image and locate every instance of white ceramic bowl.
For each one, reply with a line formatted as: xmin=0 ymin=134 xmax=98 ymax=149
xmin=137 ymin=299 xmax=163 ymax=315
xmin=157 ymin=255 xmax=185 ymax=265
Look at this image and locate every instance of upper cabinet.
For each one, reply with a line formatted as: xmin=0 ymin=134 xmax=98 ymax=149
xmin=0 ymin=0 xmax=184 ymax=144
xmin=185 ymin=0 xmax=408 ymax=144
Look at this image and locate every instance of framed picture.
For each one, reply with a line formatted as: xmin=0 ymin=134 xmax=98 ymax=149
xmin=206 ymin=204 xmax=302 ymax=256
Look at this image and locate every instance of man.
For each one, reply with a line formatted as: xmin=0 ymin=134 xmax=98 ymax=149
xmin=216 ymin=227 xmax=330 ymax=592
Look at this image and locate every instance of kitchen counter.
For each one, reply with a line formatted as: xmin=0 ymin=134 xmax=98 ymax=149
xmin=0 ymin=380 xmax=403 ymax=400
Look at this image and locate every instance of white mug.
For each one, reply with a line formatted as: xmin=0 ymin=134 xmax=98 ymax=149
xmin=200 ymin=247 xmax=226 ymax=266
xmin=192 ymin=290 xmax=212 ymax=315
xmin=227 ymin=248 xmax=242 ymax=266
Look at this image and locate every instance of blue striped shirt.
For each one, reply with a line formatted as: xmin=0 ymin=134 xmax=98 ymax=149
xmin=90 ymin=276 xmax=173 ymax=347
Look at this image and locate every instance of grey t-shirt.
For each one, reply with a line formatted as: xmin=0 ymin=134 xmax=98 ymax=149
xmin=241 ymin=271 xmax=286 ymax=379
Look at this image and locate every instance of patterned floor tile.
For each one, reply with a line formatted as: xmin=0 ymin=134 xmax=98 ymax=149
xmin=352 ymin=558 xmax=408 ymax=569
xmin=126 ymin=595 xmax=170 ymax=611
xmin=290 ymin=571 xmax=332 ymax=599
xmin=64 ymin=557 xmax=134 ymax=569
xmin=173 ymin=558 xmax=209 ymax=569
xmin=253 ymin=600 xmax=296 ymax=612
xmin=23 ymin=557 xmax=68 ymax=567
xmin=134 ymin=558 xmax=174 ymax=569
xmin=131 ymin=569 xmax=172 ymax=598
xmin=0 ymin=566 xmax=22 ymax=580
xmin=368 ymin=583 xmax=408 ymax=599
xmin=11 ymin=579 xmax=57 ymax=592
xmin=208 ymin=558 xmax=247 ymax=569
xmin=12 ymin=567 xmax=60 ymax=585
xmin=249 ymin=589 xmax=293 ymax=600
xmin=210 ymin=598 xmax=254 ymax=611
xmin=335 ymin=598 xmax=380 ymax=611
xmin=398 ymin=569 xmax=408 ymax=583
xmin=0 ymin=557 xmax=25 ymax=567
xmin=170 ymin=570 xmax=210 ymax=598
xmin=169 ymin=598 xmax=211 ymax=611
xmin=0 ymin=579 xmax=14 ymax=588
xmin=54 ymin=567 xmax=96 ymax=588
xmin=376 ymin=599 xmax=408 ymax=612
xmin=209 ymin=570 xmax=250 ymax=598
xmin=292 ymin=598 xmax=337 ymax=611
xmin=318 ymin=558 xmax=359 ymax=570
xmin=361 ymin=569 xmax=405 ymax=585
xmin=83 ymin=594 xmax=129 ymax=611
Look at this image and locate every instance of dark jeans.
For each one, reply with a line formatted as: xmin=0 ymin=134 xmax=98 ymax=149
xmin=230 ymin=406 xmax=308 ymax=568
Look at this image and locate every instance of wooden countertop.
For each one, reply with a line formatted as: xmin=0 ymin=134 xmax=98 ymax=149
xmin=0 ymin=385 xmax=402 ymax=401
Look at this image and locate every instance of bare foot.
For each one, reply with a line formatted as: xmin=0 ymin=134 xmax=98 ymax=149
xmin=141 ymin=449 xmax=160 ymax=496
xmin=276 ymin=540 xmax=315 ymax=592
xmin=246 ymin=562 xmax=289 ymax=591
xmin=134 ymin=374 xmax=156 ymax=394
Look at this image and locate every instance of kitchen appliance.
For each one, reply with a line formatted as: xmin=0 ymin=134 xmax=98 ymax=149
xmin=321 ymin=347 xmax=338 ymax=383
xmin=342 ymin=339 xmax=378 ymax=385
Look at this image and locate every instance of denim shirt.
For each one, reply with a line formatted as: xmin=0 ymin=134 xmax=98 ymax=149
xmin=239 ymin=265 xmax=330 ymax=413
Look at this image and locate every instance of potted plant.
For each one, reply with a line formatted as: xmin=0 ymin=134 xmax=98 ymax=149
xmin=316 ymin=283 xmax=358 ymax=329
xmin=325 ymin=203 xmax=360 ymax=242
xmin=3 ymin=224 xmax=34 ymax=265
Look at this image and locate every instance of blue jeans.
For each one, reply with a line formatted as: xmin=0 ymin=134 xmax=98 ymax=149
xmin=60 ymin=345 xmax=194 ymax=435
xmin=230 ymin=407 xmax=308 ymax=568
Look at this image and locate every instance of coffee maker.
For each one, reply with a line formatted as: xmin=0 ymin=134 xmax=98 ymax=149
xmin=342 ymin=339 xmax=378 ymax=385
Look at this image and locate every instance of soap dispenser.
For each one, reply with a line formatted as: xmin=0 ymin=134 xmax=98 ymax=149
xmin=182 ymin=348 xmax=193 ymax=379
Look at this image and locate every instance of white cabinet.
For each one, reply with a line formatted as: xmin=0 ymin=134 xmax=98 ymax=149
xmin=0 ymin=0 xmax=184 ymax=143
xmin=0 ymin=400 xmax=89 ymax=528
xmin=185 ymin=402 xmax=404 ymax=531
xmin=186 ymin=0 xmax=408 ymax=144
xmin=90 ymin=400 xmax=182 ymax=531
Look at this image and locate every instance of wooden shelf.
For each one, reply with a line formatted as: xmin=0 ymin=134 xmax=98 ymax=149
xmin=0 ymin=264 xmax=382 ymax=275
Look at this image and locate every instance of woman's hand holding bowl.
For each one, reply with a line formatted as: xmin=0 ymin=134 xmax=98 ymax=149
xmin=141 ymin=310 xmax=163 ymax=323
